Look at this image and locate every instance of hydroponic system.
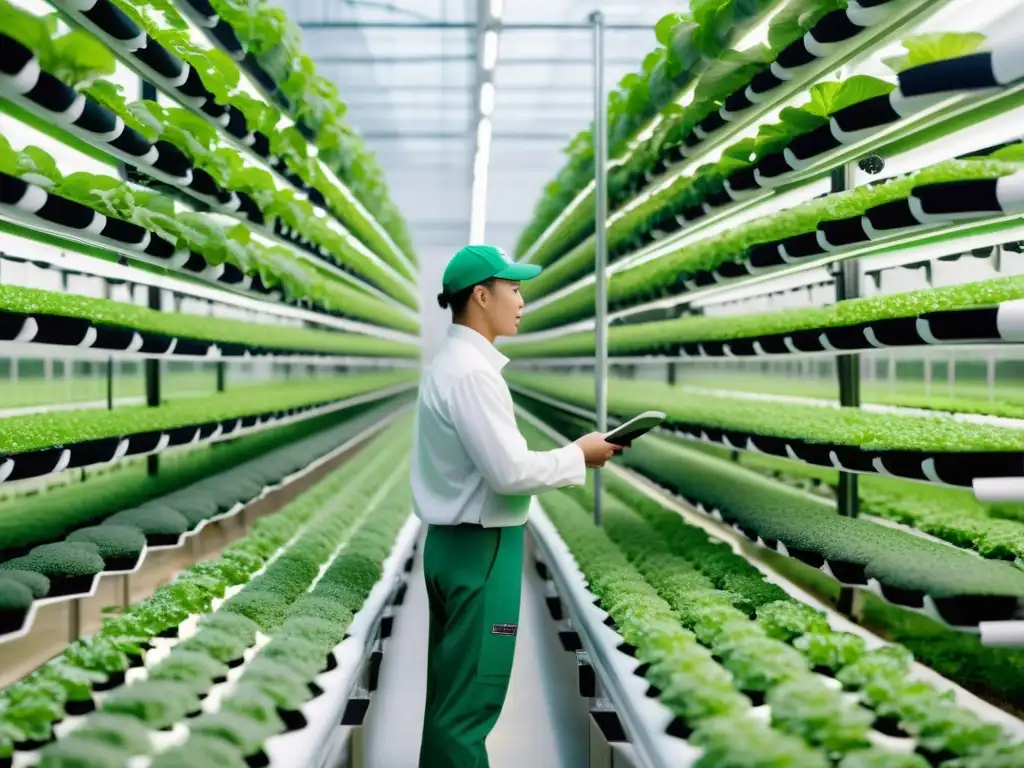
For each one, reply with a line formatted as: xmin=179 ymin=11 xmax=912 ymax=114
xmin=4 ymin=0 xmax=1024 ymax=766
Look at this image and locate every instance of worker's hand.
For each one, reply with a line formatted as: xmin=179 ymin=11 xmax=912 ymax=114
xmin=575 ymin=432 xmax=625 ymax=468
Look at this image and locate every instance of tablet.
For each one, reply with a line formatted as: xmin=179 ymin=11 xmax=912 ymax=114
xmin=605 ymin=411 xmax=666 ymax=446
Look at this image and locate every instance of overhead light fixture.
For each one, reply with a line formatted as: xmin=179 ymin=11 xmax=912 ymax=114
xmin=477 ymin=116 xmax=492 ymax=147
xmin=490 ymin=0 xmax=503 ymax=19
xmin=470 ymin=117 xmax=493 ymax=242
xmin=480 ymin=82 xmax=496 ymax=116
xmin=482 ymin=30 xmax=498 ymax=70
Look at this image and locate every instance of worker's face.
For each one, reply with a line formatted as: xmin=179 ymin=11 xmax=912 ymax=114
xmin=478 ymin=279 xmax=524 ymax=337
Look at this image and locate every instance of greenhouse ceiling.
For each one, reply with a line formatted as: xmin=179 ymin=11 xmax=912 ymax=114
xmin=278 ymin=0 xmax=682 ymax=271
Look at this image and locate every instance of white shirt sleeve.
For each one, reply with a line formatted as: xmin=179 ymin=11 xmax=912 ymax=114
xmin=448 ymin=370 xmax=587 ymax=496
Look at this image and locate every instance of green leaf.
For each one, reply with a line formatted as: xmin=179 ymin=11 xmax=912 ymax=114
xmin=49 ymin=30 xmax=116 ymax=87
xmin=17 ymin=146 xmax=62 ymax=188
xmin=655 ymin=12 xmax=690 ymax=47
xmin=0 ymin=2 xmax=57 ymax=63
xmin=694 ymin=46 xmax=774 ymax=104
xmin=883 ymin=32 xmax=988 ymax=74
xmin=56 ymin=173 xmax=136 ymax=218
xmin=767 ymin=0 xmax=845 ymax=53
xmin=83 ymin=81 xmax=156 ymax=141
xmin=804 ymin=75 xmax=895 ymax=118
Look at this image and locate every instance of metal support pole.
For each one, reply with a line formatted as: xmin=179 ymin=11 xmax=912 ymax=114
xmin=591 ymin=10 xmax=608 ymax=528
xmin=832 ymin=164 xmax=860 ymax=519
xmin=216 ymin=362 xmax=226 ymax=393
xmin=106 ymin=358 xmax=114 ymax=410
xmin=145 ymin=286 xmax=161 ymax=476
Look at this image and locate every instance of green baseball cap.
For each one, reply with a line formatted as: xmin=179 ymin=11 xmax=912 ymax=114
xmin=441 ymin=244 xmax=542 ymax=295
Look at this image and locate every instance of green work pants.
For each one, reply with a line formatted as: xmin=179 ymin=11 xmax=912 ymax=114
xmin=418 ymin=523 xmax=524 ymax=768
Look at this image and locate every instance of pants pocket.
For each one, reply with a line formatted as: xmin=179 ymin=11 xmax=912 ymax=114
xmin=476 ymin=528 xmax=524 ymax=681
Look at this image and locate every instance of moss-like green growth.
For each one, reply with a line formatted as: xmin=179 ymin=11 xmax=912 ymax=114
xmin=311 ymin=579 xmax=366 ymax=613
xmin=222 ymin=590 xmax=289 ymax=633
xmin=510 ymin=371 xmax=1024 ymax=453
xmin=0 ymin=372 xmax=415 ymax=456
xmin=322 ymin=553 xmax=380 ymax=598
xmin=278 ymin=615 xmax=346 ymax=649
xmin=0 ymin=542 xmax=105 ymax=578
xmin=100 ymin=680 xmax=200 ymax=730
xmin=0 ymin=577 xmax=33 ymax=611
xmin=613 ymin=437 xmax=1024 ymax=600
xmin=103 ymin=507 xmax=189 ymax=538
xmin=66 ymin=525 xmax=146 ymax=560
xmin=247 ymin=556 xmax=320 ymax=601
xmin=197 ymin=611 xmax=259 ymax=646
xmin=0 ymin=283 xmax=417 ymax=359
xmin=287 ymin=594 xmax=353 ymax=626
xmin=0 ymin=568 xmax=50 ymax=598
xmin=510 ymin=274 xmax=1024 ymax=358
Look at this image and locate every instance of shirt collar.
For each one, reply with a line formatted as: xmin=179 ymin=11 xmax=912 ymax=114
xmin=448 ymin=324 xmax=508 ymax=372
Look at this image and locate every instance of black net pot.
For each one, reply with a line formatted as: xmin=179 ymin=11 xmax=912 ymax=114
xmin=868 ymin=450 xmax=931 ymax=482
xmin=0 ymin=311 xmax=33 ymax=342
xmin=82 ymin=0 xmax=142 ymax=42
xmin=877 ymin=582 xmax=926 ymax=609
xmin=90 ymin=324 xmax=137 ymax=352
xmin=124 ymin=432 xmax=163 ymax=456
xmin=931 ymin=594 xmax=1019 ymax=627
xmin=0 ymin=606 xmax=28 ymax=636
xmin=37 ymin=195 xmax=95 ymax=231
xmin=783 ymin=544 xmax=827 ymax=569
xmin=3 ymin=447 xmax=67 ymax=483
xmin=64 ymin=697 xmax=97 ymax=716
xmin=27 ymin=71 xmax=77 ymax=114
xmin=133 ymin=39 xmax=185 ymax=80
xmin=29 ymin=315 xmax=92 ymax=347
xmin=933 ymin=451 xmax=1024 ymax=488
xmin=103 ymin=552 xmax=143 ymax=573
xmin=67 ymin=438 xmax=122 ymax=470
xmin=825 ymin=558 xmax=868 ymax=585
xmin=867 ymin=316 xmax=923 ymax=347
xmin=746 ymin=435 xmax=788 ymax=457
xmin=278 ymin=708 xmax=307 ymax=732
xmin=922 ymin=306 xmax=1000 ymax=343
xmin=91 ymin=669 xmax=127 ymax=692
xmin=786 ymin=441 xmax=834 ymax=468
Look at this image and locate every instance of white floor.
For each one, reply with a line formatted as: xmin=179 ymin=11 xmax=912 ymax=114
xmin=364 ymin=535 xmax=589 ymax=768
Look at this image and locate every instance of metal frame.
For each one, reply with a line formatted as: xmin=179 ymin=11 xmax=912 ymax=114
xmin=591 ymin=9 xmax=609 ymax=528
xmin=831 ymin=164 xmax=861 ymax=520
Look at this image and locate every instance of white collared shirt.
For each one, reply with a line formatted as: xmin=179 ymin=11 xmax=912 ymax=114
xmin=410 ymin=324 xmax=586 ymax=528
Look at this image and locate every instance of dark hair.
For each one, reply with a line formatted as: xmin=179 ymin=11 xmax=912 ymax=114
xmin=437 ymin=278 xmax=495 ymax=315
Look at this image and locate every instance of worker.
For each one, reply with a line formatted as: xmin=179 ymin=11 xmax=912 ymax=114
xmin=411 ymin=244 xmax=625 ymax=768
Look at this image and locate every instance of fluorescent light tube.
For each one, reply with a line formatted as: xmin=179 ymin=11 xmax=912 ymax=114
xmin=482 ymin=31 xmax=498 ymax=70
xmin=480 ymin=82 xmax=496 ymax=116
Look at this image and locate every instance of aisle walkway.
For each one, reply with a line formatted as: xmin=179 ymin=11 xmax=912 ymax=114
xmin=364 ymin=534 xmax=588 ymax=767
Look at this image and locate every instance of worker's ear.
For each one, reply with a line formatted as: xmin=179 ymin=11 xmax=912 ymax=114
xmin=472 ymin=283 xmax=489 ymax=308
